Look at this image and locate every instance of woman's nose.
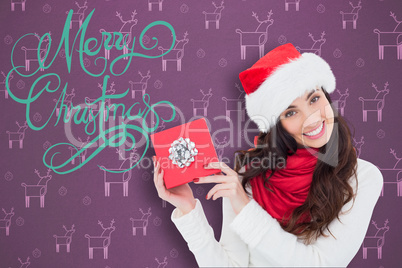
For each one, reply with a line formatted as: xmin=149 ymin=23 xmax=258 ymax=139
xmin=302 ymin=108 xmax=323 ymax=129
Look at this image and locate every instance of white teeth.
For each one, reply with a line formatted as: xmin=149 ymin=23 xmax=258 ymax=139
xmin=304 ymin=122 xmax=324 ymax=136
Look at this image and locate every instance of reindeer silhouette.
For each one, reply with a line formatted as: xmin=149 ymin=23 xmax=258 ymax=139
xmin=389 ymin=148 xmax=402 ymax=196
xmin=377 ymin=148 xmax=402 ymax=197
xmin=340 ymin=1 xmax=362 ymax=29
xmin=130 ymin=207 xmax=152 ymax=236
xmin=373 ymin=11 xmax=402 ymax=59
xmin=352 ymin=136 xmax=364 ymax=158
xmin=0 ymin=70 xmax=14 ymax=99
xmin=84 ymin=82 xmax=116 ymax=121
xmin=99 ymin=148 xmax=139 ymax=197
xmin=190 ymin=88 xmax=213 ymax=117
xmin=363 ymin=219 xmax=389 ymax=259
xmin=236 ymin=10 xmax=274 ymax=59
xmin=158 ymin=32 xmax=189 ymax=71
xmin=358 ymin=82 xmax=390 ymax=122
xmin=66 ymin=1 xmax=88 ymax=29
xmin=0 ymin=207 xmax=15 ymax=236
xmin=99 ymin=11 xmax=138 ymax=60
xmin=295 ymin=31 xmax=326 ymax=56
xmin=84 ymin=219 xmax=116 ymax=259
xmin=334 ymin=88 xmax=350 ymax=116
xmin=21 ymin=168 xmax=52 ymax=208
xmin=6 ymin=121 xmax=28 ymax=149
xmin=203 ymin=1 xmax=225 ymax=29
xmin=53 ymin=224 xmax=76 ymax=253
xmin=53 ymin=88 xmax=76 ymax=117
xmin=129 ymin=70 xmax=151 ymax=98
xmin=21 ymin=32 xmax=50 ymax=71
xmin=222 ymin=83 xmax=246 ymax=122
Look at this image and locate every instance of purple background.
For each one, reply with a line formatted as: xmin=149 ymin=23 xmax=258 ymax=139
xmin=1 ymin=0 xmax=401 ymax=267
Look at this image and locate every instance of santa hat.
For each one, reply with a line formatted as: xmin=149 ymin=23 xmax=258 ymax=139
xmin=239 ymin=43 xmax=336 ymax=133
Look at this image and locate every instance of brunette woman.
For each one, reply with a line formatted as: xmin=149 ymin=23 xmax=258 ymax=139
xmin=153 ymin=43 xmax=383 ymax=267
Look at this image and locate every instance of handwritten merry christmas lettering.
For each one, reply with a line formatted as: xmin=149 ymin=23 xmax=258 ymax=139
xmin=6 ymin=8 xmax=177 ymax=174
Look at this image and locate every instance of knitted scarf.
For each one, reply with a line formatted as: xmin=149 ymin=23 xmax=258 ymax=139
xmin=248 ymin=136 xmax=319 ymax=225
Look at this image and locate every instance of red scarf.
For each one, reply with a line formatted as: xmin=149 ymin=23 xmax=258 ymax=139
xmin=248 ymin=136 xmax=319 ymax=225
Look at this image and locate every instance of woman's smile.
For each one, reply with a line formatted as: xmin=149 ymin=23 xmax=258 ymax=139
xmin=303 ymin=120 xmax=325 ymax=139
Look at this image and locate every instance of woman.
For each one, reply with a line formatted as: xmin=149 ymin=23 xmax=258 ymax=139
xmin=152 ymin=43 xmax=383 ymax=267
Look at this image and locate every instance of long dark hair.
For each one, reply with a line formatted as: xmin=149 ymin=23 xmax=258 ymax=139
xmin=234 ymin=87 xmax=358 ymax=245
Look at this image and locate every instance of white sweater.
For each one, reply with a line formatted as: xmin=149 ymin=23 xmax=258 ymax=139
xmin=170 ymin=158 xmax=383 ymax=267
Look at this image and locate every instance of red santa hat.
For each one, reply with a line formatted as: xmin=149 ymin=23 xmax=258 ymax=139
xmin=239 ymin=43 xmax=336 ymax=133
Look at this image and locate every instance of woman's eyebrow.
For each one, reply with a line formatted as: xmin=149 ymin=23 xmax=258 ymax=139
xmin=286 ymin=89 xmax=318 ymax=109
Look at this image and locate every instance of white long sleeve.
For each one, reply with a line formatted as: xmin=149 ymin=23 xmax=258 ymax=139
xmin=171 ymin=158 xmax=383 ymax=267
xmin=171 ymin=196 xmax=249 ymax=267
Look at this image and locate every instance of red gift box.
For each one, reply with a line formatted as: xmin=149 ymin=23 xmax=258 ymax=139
xmin=150 ymin=117 xmax=220 ymax=189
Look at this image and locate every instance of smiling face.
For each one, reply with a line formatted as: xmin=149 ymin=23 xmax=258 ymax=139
xmin=279 ymin=86 xmax=334 ymax=149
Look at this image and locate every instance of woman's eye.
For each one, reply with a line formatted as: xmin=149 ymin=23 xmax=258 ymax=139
xmin=311 ymin=96 xmax=320 ymax=103
xmin=285 ymin=111 xmax=295 ymax=118
xmin=284 ymin=96 xmax=320 ymax=118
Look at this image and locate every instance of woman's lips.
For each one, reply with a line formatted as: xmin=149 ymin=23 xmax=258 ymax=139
xmin=303 ymin=121 xmax=325 ymax=139
xmin=304 ymin=121 xmax=324 ymax=134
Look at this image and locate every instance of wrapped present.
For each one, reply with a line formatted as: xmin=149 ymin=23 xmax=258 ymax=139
xmin=150 ymin=117 xmax=220 ymax=189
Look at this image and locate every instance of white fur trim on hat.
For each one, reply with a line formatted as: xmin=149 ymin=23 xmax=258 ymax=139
xmin=245 ymin=52 xmax=336 ymax=133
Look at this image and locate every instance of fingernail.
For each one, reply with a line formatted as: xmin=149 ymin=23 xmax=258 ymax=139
xmin=205 ymin=194 xmax=208 ymax=200
xmin=193 ymin=178 xmax=199 ymax=182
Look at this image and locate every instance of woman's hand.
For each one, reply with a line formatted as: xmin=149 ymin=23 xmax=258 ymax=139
xmin=153 ymin=156 xmax=196 ymax=215
xmin=195 ymin=162 xmax=250 ymax=215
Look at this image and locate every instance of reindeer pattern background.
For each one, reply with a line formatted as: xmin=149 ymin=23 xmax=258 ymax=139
xmin=0 ymin=0 xmax=401 ymax=267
